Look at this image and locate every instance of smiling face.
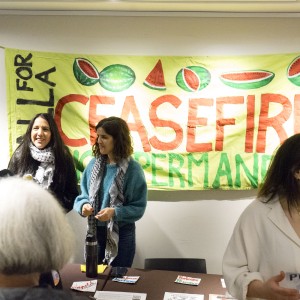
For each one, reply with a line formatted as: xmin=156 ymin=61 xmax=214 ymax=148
xmin=31 ymin=117 xmax=52 ymax=149
xmin=96 ymin=127 xmax=115 ymax=162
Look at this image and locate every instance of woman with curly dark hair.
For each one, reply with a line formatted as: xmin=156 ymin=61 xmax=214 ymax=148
xmin=8 ymin=113 xmax=78 ymax=212
xmin=74 ymin=116 xmax=147 ymax=267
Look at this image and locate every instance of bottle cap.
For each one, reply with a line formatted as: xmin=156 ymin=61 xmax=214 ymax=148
xmin=86 ymin=234 xmax=96 ymax=241
xmin=86 ymin=234 xmax=97 ymax=245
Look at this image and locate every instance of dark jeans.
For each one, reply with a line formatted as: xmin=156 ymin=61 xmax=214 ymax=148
xmin=96 ymin=223 xmax=136 ymax=267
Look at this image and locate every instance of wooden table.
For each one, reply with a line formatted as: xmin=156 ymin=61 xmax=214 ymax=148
xmin=103 ymin=268 xmax=227 ymax=300
xmin=60 ymin=264 xmax=228 ymax=299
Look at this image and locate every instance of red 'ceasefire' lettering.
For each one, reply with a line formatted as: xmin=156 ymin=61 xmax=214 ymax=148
xmin=55 ymin=94 xmax=89 ymax=147
xmin=149 ymin=95 xmax=183 ymax=151
xmin=216 ymin=96 xmax=244 ymax=151
xmin=88 ymin=95 xmax=151 ymax=151
xmin=294 ymin=94 xmax=300 ymax=133
xmin=256 ymin=94 xmax=292 ymax=153
xmin=245 ymin=95 xmax=255 ymax=153
xmin=121 ymin=96 xmax=151 ymax=152
xmin=55 ymin=93 xmax=300 ymax=154
xmin=187 ymin=97 xmax=214 ymax=152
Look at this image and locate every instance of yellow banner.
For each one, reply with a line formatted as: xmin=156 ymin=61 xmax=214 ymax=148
xmin=5 ymin=48 xmax=300 ymax=190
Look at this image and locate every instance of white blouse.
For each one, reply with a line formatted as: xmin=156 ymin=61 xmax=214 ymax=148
xmin=222 ymin=197 xmax=300 ymax=300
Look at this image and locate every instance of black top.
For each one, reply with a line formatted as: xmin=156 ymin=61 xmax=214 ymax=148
xmin=8 ymin=149 xmax=79 ymax=213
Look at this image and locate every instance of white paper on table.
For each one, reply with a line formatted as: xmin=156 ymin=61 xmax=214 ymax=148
xmin=163 ymin=292 xmax=204 ymax=300
xmin=209 ymin=293 xmax=237 ymax=300
xmin=70 ymin=279 xmax=97 ymax=292
xmin=93 ymin=290 xmax=147 ymax=300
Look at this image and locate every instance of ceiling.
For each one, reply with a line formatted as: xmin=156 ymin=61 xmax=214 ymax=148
xmin=1 ymin=0 xmax=300 ymax=15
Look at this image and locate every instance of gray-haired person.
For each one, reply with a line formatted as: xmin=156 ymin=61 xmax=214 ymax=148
xmin=0 ymin=177 xmax=84 ymax=299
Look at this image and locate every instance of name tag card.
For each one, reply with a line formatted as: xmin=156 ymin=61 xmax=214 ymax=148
xmin=280 ymin=272 xmax=300 ymax=291
xmin=174 ymin=275 xmax=201 ymax=286
xmin=112 ymin=276 xmax=140 ymax=284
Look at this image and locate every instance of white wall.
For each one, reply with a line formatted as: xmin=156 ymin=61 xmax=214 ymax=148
xmin=2 ymin=14 xmax=299 ymax=274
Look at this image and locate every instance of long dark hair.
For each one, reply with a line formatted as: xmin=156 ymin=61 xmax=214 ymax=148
xmin=8 ymin=113 xmax=74 ymax=190
xmin=258 ymin=133 xmax=300 ymax=212
xmin=92 ymin=116 xmax=133 ymax=162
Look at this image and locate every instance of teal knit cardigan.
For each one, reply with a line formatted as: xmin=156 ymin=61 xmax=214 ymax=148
xmin=73 ymin=157 xmax=147 ymax=227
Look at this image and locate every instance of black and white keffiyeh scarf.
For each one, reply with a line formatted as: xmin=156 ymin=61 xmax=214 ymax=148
xmin=29 ymin=143 xmax=55 ymax=189
xmin=88 ymin=155 xmax=129 ymax=265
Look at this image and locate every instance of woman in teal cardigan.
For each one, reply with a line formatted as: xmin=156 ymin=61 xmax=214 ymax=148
xmin=73 ymin=116 xmax=147 ymax=267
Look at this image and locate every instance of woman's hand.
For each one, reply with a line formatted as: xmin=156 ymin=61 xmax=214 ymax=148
xmin=248 ymin=271 xmax=300 ymax=300
xmin=95 ymin=207 xmax=115 ymax=222
xmin=81 ymin=203 xmax=94 ymax=217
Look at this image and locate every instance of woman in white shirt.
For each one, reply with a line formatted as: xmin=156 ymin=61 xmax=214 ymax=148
xmin=223 ymin=133 xmax=300 ymax=300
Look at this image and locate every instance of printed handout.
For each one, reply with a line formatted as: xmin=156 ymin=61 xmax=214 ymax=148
xmin=93 ymin=291 xmax=147 ymax=300
xmin=163 ymin=292 xmax=204 ymax=300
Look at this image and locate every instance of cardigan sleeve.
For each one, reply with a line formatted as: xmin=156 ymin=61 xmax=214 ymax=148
xmin=73 ymin=158 xmax=94 ymax=216
xmin=114 ymin=159 xmax=147 ymax=223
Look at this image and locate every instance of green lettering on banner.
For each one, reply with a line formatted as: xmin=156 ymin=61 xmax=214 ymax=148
xmin=133 ymin=152 xmax=271 ymax=190
xmin=151 ymin=153 xmax=168 ymax=187
xmin=6 ymin=47 xmax=300 ymax=191
xmin=168 ymin=153 xmax=185 ymax=188
xmin=187 ymin=153 xmax=209 ymax=189
xmin=235 ymin=153 xmax=258 ymax=188
xmin=261 ymin=154 xmax=273 ymax=184
xmin=212 ymin=153 xmax=233 ymax=189
xmin=69 ymin=150 xmax=271 ymax=190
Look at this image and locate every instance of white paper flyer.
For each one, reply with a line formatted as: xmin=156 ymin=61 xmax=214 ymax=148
xmin=163 ymin=292 xmax=204 ymax=300
xmin=93 ymin=291 xmax=147 ymax=300
xmin=70 ymin=279 xmax=97 ymax=292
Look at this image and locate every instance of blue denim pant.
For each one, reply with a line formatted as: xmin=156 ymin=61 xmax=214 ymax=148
xmin=96 ymin=223 xmax=136 ymax=267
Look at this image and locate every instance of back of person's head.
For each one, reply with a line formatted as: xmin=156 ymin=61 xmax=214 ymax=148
xmin=0 ymin=177 xmax=74 ymax=275
xmin=259 ymin=133 xmax=300 ymax=205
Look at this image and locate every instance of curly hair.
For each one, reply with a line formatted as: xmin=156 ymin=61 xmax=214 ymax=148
xmin=92 ymin=116 xmax=133 ymax=162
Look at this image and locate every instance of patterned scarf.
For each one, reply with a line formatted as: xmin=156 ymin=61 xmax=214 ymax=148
xmin=29 ymin=143 xmax=55 ymax=189
xmin=88 ymin=155 xmax=129 ymax=265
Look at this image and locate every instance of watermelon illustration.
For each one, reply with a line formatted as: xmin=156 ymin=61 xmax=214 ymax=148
xmin=73 ymin=58 xmax=99 ymax=86
xmin=143 ymin=59 xmax=166 ymax=90
xmin=219 ymin=70 xmax=274 ymax=89
xmin=99 ymin=64 xmax=135 ymax=92
xmin=176 ymin=66 xmax=211 ymax=92
xmin=287 ymin=56 xmax=300 ymax=86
